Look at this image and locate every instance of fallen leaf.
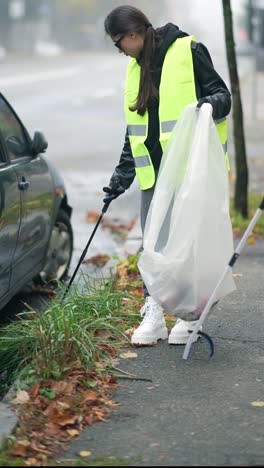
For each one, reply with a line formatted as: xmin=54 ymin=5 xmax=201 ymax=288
xmin=12 ymin=390 xmax=30 ymax=405
xmin=29 ymin=383 xmax=40 ymax=399
xmin=94 ymin=409 xmax=107 ymax=421
xmin=67 ymin=429 xmax=80 ymax=437
xmin=251 ymin=401 xmax=264 ymax=407
xmin=82 ymin=390 xmax=98 ymax=403
xmin=11 ymin=440 xmax=32 ymax=457
xmin=51 ymin=411 xmax=79 ymax=426
xmin=82 ymin=254 xmax=110 ymax=267
xmin=105 ymin=399 xmax=120 ymax=408
xmin=94 ymin=330 xmax=114 ymax=339
xmin=31 ymin=283 xmax=57 ymax=297
xmin=84 ymin=415 xmax=94 ymax=425
xmin=253 ymin=225 xmax=261 ymax=233
xmin=56 ymin=415 xmax=79 ymax=427
xmin=86 ymin=211 xmax=100 ymax=223
xmin=102 ymin=218 xmax=136 ymax=235
xmin=43 ymin=401 xmax=58 ymax=417
xmin=57 ymin=400 xmax=71 ymax=411
xmin=119 ymin=351 xmax=138 ymax=359
xmin=50 ymin=380 xmax=74 ymax=395
xmin=30 ymin=440 xmax=52 ymax=455
xmin=79 ymin=451 xmax=92 ymax=457
xmin=247 ymin=235 xmax=256 ymax=245
xmin=95 ymin=361 xmax=107 ymax=369
xmin=25 ymin=458 xmax=38 ymax=466
xmin=133 ymin=289 xmax=144 ymax=297
xmin=44 ymin=422 xmax=62 ymax=437
xmin=16 ymin=440 xmax=31 ymax=447
xmin=164 ymin=315 xmax=176 ymax=321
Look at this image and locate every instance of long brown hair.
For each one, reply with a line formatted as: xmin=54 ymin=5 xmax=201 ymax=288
xmin=104 ymin=5 xmax=160 ymax=116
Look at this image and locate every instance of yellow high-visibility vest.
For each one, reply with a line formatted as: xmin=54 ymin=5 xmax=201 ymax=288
xmin=124 ymin=35 xmax=229 ymax=190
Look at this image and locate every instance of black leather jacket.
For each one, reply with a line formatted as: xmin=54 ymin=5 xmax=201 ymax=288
xmin=109 ymin=23 xmax=231 ymax=191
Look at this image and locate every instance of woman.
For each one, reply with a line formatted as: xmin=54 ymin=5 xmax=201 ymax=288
xmin=103 ymin=5 xmax=231 ymax=346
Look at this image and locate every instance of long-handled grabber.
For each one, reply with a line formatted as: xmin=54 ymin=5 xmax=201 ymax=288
xmin=182 ymin=197 xmax=264 ymax=360
xmin=61 ymin=194 xmax=116 ymax=301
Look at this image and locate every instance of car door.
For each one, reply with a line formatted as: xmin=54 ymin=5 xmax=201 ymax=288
xmin=0 ymin=94 xmax=54 ymax=287
xmin=0 ymin=135 xmax=21 ymax=299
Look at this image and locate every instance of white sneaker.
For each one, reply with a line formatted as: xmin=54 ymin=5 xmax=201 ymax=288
xmin=168 ymin=318 xmax=202 ymax=345
xmin=131 ymin=296 xmax=168 ymax=345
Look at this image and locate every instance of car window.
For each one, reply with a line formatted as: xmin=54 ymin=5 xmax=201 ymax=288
xmin=0 ymin=96 xmax=29 ymax=160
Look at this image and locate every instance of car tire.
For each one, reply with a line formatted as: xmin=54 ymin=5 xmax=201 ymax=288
xmin=35 ymin=209 xmax=73 ymax=284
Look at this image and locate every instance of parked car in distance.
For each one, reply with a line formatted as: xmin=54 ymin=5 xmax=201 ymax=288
xmin=0 ymin=92 xmax=73 ymax=311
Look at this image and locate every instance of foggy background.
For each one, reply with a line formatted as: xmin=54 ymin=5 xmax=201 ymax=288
xmin=0 ymin=0 xmax=250 ymax=58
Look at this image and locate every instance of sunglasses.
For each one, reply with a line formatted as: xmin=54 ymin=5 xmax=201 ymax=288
xmin=114 ymin=34 xmax=125 ymax=50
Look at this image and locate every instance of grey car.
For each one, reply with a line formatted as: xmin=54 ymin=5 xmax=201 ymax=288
xmin=0 ymin=92 xmax=73 ymax=310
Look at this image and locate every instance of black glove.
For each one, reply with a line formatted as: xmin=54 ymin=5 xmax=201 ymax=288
xmin=102 ymin=176 xmax=125 ymax=203
xmin=196 ymin=97 xmax=212 ymax=109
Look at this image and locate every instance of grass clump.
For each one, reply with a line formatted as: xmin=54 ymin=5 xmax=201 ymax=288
xmin=0 ymin=274 xmax=142 ymax=384
xmin=230 ymin=192 xmax=264 ymax=236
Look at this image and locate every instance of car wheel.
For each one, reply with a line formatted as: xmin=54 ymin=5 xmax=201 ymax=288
xmin=37 ymin=209 xmax=73 ymax=284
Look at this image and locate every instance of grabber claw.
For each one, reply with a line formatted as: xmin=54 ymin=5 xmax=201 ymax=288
xmin=185 ymin=330 xmax=214 ymax=359
xmin=197 ymin=331 xmax=214 ymax=358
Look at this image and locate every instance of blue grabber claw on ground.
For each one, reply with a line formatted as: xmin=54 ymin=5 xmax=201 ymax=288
xmin=186 ymin=330 xmax=215 ymax=359
xmin=197 ymin=331 xmax=215 ymax=357
xmin=183 ymin=196 xmax=264 ymax=360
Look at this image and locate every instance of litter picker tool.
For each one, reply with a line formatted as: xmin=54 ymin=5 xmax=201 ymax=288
xmin=183 ymin=197 xmax=264 ymax=360
xmin=61 ymin=193 xmax=117 ymax=301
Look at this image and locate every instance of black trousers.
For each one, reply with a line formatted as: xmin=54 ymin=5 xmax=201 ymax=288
xmin=140 ymin=185 xmax=155 ymax=298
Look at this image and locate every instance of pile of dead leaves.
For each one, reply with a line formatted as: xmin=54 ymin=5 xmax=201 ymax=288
xmin=114 ymin=255 xmax=143 ymax=298
xmin=7 ymin=365 xmax=120 ymax=465
xmin=31 ymin=283 xmax=58 ymax=299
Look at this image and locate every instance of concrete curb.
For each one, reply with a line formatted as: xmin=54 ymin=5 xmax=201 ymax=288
xmin=0 ymin=401 xmax=18 ymax=448
xmin=0 ymin=402 xmax=18 ymax=449
xmin=0 ymin=385 xmax=18 ymax=448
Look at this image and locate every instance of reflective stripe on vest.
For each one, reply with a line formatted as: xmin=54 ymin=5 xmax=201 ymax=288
xmin=124 ymin=36 xmax=229 ymax=190
xmin=161 ymin=120 xmax=178 ymax=133
xmin=134 ymin=155 xmax=150 ymax=168
xmin=127 ymin=124 xmax=147 ymax=136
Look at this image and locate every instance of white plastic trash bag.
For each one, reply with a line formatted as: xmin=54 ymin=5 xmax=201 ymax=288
xmin=138 ymin=103 xmax=236 ymax=321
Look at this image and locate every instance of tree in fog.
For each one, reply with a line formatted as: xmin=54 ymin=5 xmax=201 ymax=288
xmin=222 ymin=0 xmax=248 ymax=218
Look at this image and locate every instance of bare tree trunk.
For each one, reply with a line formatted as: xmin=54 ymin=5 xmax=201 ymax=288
xmin=222 ymin=0 xmax=248 ymax=218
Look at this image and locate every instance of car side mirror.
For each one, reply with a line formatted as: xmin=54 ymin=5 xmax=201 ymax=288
xmin=31 ymin=131 xmax=48 ymax=156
